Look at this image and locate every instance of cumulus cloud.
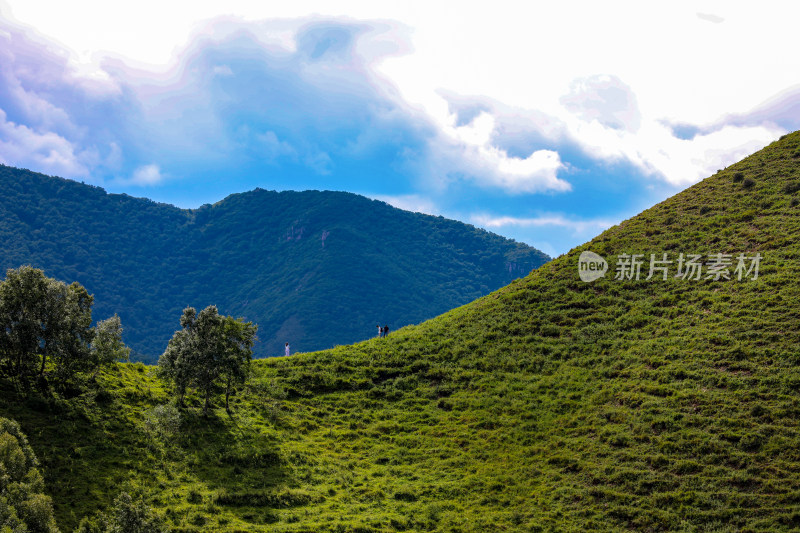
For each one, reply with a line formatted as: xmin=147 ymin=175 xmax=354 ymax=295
xmin=470 ymin=212 xmax=623 ymax=257
xmin=129 ymin=164 xmax=163 ymax=185
xmin=0 ymin=16 xmax=416 ymax=186
xmin=108 ymin=163 xmax=164 ymax=186
xmin=425 ymin=110 xmax=570 ymax=193
xmin=433 ymin=72 xmax=788 ymax=191
xmin=255 ymin=131 xmax=296 ymax=161
xmin=0 ymin=13 xmax=580 ymax=197
xmin=562 ymin=108 xmax=781 ymax=185
xmin=0 ymin=10 xmax=791 ymax=204
xmin=471 ymin=213 xmax=616 ymax=236
xmin=561 ymin=75 xmax=641 ymax=132
xmin=211 ymin=64 xmax=233 ymax=77
xmin=453 ymin=141 xmax=567 ymax=193
xmin=0 ymin=17 xmax=137 ymax=183
xmin=370 ymin=194 xmax=439 ymax=216
xmin=551 ymin=73 xmax=785 ymax=186
xmin=0 ymin=108 xmax=88 ymax=177
xmin=706 ymin=84 xmax=800 ymax=133
xmin=438 ymin=91 xmax=568 ymax=157
xmin=437 ymin=78 xmax=780 ymax=192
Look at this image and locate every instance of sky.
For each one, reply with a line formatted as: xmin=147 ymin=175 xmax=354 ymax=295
xmin=1 ymin=2 xmax=799 ymax=257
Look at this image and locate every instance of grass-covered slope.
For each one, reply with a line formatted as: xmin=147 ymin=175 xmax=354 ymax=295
xmin=0 ymin=168 xmax=548 ymax=361
xmin=2 ymin=131 xmax=800 ymax=532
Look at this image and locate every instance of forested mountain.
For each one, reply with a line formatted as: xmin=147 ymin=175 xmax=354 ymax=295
xmin=0 ymin=165 xmax=549 ymax=361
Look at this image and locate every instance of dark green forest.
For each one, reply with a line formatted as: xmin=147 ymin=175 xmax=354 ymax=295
xmin=0 ymin=166 xmax=548 ymax=362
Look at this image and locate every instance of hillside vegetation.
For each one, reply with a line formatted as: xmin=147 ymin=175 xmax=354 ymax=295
xmin=2 ymin=131 xmax=800 ymax=531
xmin=0 ymin=167 xmax=548 ymax=361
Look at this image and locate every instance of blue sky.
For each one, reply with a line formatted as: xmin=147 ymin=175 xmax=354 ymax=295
xmin=1 ymin=2 xmax=799 ymax=257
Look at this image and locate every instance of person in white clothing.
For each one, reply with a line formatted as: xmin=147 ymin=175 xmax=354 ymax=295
xmin=285 ymin=342 xmax=290 ymax=357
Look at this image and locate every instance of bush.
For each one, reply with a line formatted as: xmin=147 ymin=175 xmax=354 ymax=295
xmin=143 ymin=404 xmax=181 ymax=442
xmin=740 ymin=433 xmax=763 ymax=452
xmin=783 ymin=182 xmax=800 ymax=194
xmin=76 ymin=492 xmax=165 ymax=533
xmin=0 ymin=418 xmax=59 ymax=533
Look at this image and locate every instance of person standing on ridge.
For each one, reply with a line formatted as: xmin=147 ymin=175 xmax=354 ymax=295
xmin=285 ymin=342 xmax=290 ymax=357
xmin=383 ymin=324 xmax=389 ymax=337
xmin=377 ymin=324 xmax=382 ymax=338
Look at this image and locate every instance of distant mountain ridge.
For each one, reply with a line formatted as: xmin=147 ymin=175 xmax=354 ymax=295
xmin=0 ymin=165 xmax=549 ymax=361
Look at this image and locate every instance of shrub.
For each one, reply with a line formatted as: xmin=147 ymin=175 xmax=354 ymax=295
xmin=97 ymin=492 xmax=166 ymax=533
xmin=0 ymin=418 xmax=59 ymax=533
xmin=143 ymin=404 xmax=181 ymax=442
xmin=740 ymin=433 xmax=763 ymax=452
xmin=783 ymin=182 xmax=800 ymax=194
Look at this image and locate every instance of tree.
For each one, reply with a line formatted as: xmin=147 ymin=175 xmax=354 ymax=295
xmin=75 ymin=492 xmax=165 ymax=533
xmin=158 ymin=306 xmax=256 ymax=415
xmin=49 ymin=281 xmax=94 ymax=382
xmin=157 ymin=328 xmax=192 ymax=406
xmin=0 ymin=266 xmax=129 ymax=384
xmin=219 ymin=315 xmax=256 ymax=413
xmin=0 ymin=267 xmax=95 ymax=380
xmin=0 ymin=266 xmax=54 ymax=377
xmin=91 ymin=314 xmax=131 ymax=372
xmin=0 ymin=417 xmax=60 ymax=533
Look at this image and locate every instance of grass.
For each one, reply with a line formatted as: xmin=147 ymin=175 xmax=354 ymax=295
xmin=3 ymin=131 xmax=800 ymax=531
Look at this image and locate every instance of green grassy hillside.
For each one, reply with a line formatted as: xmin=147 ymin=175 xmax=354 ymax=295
xmin=0 ymin=169 xmax=548 ymax=361
xmin=2 ymin=131 xmax=800 ymax=531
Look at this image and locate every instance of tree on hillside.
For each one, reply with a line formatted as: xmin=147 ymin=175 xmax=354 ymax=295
xmin=158 ymin=305 xmax=256 ymax=415
xmin=49 ymin=281 xmax=94 ymax=382
xmin=157 ymin=328 xmax=193 ymax=406
xmin=91 ymin=314 xmax=131 ymax=372
xmin=0 ymin=266 xmax=130 ymax=384
xmin=0 ymin=417 xmax=60 ymax=532
xmin=0 ymin=265 xmax=55 ymax=377
xmin=219 ymin=314 xmax=256 ymax=412
xmin=75 ymin=492 xmax=166 ymax=533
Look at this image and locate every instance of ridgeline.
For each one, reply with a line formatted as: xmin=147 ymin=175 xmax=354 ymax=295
xmin=0 ymin=166 xmax=548 ymax=361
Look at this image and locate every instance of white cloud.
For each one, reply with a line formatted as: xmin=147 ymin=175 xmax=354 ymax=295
xmin=0 ymin=108 xmax=88 ymax=177
xmin=471 ymin=213 xmax=617 ymax=237
xmin=304 ymin=150 xmax=332 ymax=175
xmin=212 ymin=64 xmax=233 ymax=77
xmin=3 ymin=1 xmax=799 ymax=197
xmin=122 ymin=164 xmax=163 ymax=186
xmin=468 ymin=144 xmax=567 ymax=193
xmin=561 ymin=114 xmax=781 ymax=186
xmin=370 ymin=193 xmax=438 ymax=216
xmin=561 ymin=75 xmax=641 ymax=132
xmin=429 ymin=111 xmax=570 ymax=193
xmin=256 ymin=131 xmax=296 ymax=160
